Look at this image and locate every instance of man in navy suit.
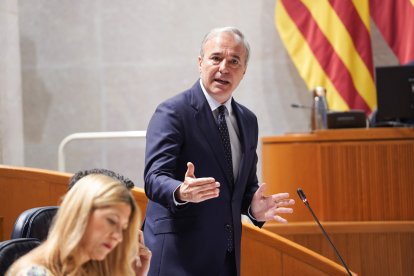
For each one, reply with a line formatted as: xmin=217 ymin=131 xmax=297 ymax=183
xmin=143 ymin=27 xmax=295 ymax=276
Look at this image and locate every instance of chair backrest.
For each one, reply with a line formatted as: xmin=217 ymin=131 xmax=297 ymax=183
xmin=11 ymin=206 xmax=59 ymax=241
xmin=0 ymin=238 xmax=41 ymax=275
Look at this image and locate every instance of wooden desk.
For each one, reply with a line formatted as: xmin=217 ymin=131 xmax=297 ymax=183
xmin=0 ymin=217 xmax=3 ymax=241
xmin=262 ymin=128 xmax=414 ymax=222
xmin=262 ymin=128 xmax=414 ymax=276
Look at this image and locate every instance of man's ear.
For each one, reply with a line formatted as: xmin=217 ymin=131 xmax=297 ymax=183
xmin=198 ymin=56 xmax=203 ymax=72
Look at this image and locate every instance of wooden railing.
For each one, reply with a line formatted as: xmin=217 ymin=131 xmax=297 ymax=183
xmin=241 ymin=222 xmax=351 ymax=275
xmin=0 ymin=165 xmax=352 ymax=275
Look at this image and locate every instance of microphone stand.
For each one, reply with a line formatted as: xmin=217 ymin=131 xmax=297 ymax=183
xmin=297 ymin=188 xmax=352 ymax=276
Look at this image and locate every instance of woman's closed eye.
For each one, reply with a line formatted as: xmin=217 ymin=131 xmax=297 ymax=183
xmin=107 ymin=217 xmax=128 ymax=231
xmin=107 ymin=217 xmax=118 ymax=226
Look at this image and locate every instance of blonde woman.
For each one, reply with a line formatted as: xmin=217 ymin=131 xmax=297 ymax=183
xmin=7 ymin=172 xmax=151 ymax=276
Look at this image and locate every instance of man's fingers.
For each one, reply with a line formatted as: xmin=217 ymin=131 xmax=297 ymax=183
xmin=182 ymin=184 xmax=220 ymax=203
xmin=275 ymin=198 xmax=295 ymax=207
xmin=201 ymin=186 xmax=220 ymax=197
xmin=181 ymin=165 xmax=220 ymax=203
xmin=191 ymin=185 xmax=220 ymax=200
xmin=255 ymin=183 xmax=267 ymax=197
xmin=187 ymin=177 xmax=217 ymax=187
xmin=271 ymin=193 xmax=295 ymax=208
xmin=266 ymin=206 xmax=293 ymax=216
xmin=272 ymin=192 xmax=291 ymax=201
xmin=185 ymin=162 xmax=195 ymax=178
xmin=273 ymin=215 xmax=288 ymax=224
xmin=264 ymin=207 xmax=293 ymax=222
xmin=274 ymin=207 xmax=294 ymax=214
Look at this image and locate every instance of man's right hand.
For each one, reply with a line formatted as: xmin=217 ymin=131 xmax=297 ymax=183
xmin=175 ymin=162 xmax=220 ymax=203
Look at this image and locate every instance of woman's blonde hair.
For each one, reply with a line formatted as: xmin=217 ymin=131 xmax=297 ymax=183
xmin=11 ymin=173 xmax=140 ymax=276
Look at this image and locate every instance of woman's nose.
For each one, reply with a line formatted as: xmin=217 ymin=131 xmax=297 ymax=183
xmin=112 ymin=226 xmax=123 ymax=242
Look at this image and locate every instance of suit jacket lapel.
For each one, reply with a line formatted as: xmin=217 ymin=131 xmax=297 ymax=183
xmin=190 ymin=82 xmax=234 ymax=187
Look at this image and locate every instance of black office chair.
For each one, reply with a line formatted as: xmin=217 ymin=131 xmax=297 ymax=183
xmin=0 ymin=238 xmax=41 ymax=275
xmin=11 ymin=206 xmax=59 ymax=241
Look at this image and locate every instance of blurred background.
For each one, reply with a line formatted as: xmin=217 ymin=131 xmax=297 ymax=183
xmin=0 ymin=0 xmax=398 ymax=186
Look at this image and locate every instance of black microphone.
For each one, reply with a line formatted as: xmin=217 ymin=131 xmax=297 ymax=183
xmin=297 ymin=188 xmax=352 ymax=276
xmin=291 ymin=103 xmax=313 ymax=109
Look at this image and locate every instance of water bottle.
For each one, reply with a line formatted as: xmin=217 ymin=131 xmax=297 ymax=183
xmin=311 ymin=86 xmax=329 ymax=130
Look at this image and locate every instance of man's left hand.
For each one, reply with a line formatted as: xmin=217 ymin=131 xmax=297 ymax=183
xmin=250 ymin=183 xmax=295 ymax=223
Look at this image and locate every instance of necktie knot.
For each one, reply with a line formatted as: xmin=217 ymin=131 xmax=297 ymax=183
xmin=218 ymin=105 xmax=226 ymax=117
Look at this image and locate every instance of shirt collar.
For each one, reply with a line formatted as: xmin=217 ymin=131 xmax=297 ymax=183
xmin=199 ymin=79 xmax=233 ymax=113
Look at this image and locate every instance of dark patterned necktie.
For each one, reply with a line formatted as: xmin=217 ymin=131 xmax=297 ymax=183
xmin=217 ymin=105 xmax=234 ymax=184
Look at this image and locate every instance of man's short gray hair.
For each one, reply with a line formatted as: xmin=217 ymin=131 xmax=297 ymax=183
xmin=200 ymin=27 xmax=250 ymax=65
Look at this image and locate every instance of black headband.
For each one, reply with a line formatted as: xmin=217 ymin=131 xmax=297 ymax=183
xmin=68 ymin=168 xmax=135 ymax=191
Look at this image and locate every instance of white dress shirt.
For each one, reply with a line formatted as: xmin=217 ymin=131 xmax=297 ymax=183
xmin=199 ymin=80 xmax=241 ymax=181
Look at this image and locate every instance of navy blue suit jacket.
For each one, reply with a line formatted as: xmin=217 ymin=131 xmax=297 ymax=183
xmin=143 ymin=81 xmax=262 ymax=276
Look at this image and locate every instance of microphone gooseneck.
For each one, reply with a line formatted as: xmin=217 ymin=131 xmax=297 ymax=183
xmin=296 ymin=188 xmax=352 ymax=276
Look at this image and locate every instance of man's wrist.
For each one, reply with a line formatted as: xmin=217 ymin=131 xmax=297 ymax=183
xmin=247 ymin=206 xmax=258 ymax=221
xmin=173 ymin=184 xmax=188 ymax=206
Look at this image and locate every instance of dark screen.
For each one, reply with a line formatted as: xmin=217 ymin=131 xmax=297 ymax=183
xmin=375 ymin=65 xmax=414 ymax=123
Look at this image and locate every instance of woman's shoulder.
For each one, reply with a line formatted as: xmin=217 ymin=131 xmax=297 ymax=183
xmin=7 ymin=264 xmax=53 ymax=276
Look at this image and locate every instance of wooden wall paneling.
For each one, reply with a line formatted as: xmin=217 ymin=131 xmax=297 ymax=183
xmin=0 ymin=217 xmax=3 ymax=241
xmin=265 ymin=221 xmax=414 ymax=276
xmin=400 ymin=232 xmax=414 ymax=275
xmin=0 ymin=165 xmax=71 ymax=239
xmin=319 ymin=140 xmax=414 ymax=221
xmin=262 ymin=142 xmax=322 ymax=221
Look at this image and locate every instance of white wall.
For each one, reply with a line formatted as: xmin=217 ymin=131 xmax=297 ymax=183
xmin=0 ymin=0 xmax=24 ymax=166
xmin=15 ymin=0 xmax=397 ymax=186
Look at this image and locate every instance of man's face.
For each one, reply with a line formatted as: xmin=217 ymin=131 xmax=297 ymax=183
xmin=198 ymin=32 xmax=247 ymax=104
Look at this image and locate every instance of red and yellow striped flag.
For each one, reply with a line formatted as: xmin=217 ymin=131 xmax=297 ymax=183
xmin=275 ymin=0 xmax=376 ymax=114
xmin=370 ymin=0 xmax=414 ymax=65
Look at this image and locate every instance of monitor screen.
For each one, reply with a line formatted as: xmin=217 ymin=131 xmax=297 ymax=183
xmin=375 ymin=65 xmax=414 ymax=125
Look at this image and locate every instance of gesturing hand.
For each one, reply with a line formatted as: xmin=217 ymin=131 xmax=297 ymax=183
xmin=134 ymin=230 xmax=151 ymax=276
xmin=250 ymin=183 xmax=295 ymax=223
xmin=176 ymin=162 xmax=220 ymax=203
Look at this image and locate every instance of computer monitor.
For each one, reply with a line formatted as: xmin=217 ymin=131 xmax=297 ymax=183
xmin=374 ymin=65 xmax=414 ymax=126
